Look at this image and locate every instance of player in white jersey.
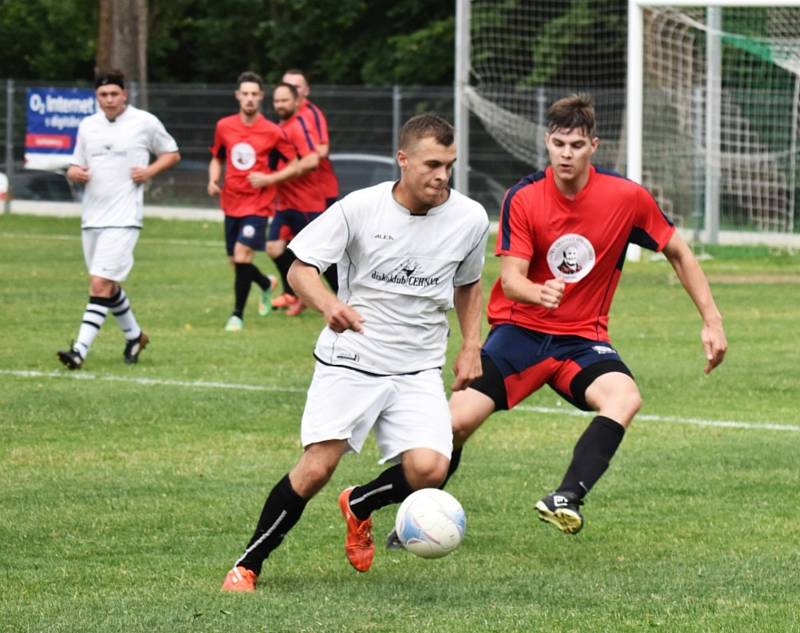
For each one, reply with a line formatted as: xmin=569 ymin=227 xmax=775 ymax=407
xmin=221 ymin=114 xmax=490 ymax=592
xmin=57 ymin=70 xmax=180 ymax=370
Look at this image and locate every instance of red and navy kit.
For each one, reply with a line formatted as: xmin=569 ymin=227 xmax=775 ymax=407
xmin=298 ymin=100 xmax=339 ymax=204
xmin=489 ymin=166 xmax=675 ymax=342
xmin=210 ymin=113 xmax=296 ymax=218
xmin=276 ymin=113 xmax=325 ymax=214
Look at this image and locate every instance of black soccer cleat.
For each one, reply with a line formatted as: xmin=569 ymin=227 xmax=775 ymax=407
xmin=535 ymin=491 xmax=584 ymax=535
xmin=385 ymin=528 xmax=405 ymax=551
xmin=123 ymin=331 xmax=149 ymax=364
xmin=57 ymin=347 xmax=84 ymax=370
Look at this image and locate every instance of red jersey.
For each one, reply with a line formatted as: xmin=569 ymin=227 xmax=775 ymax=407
xmin=489 ymin=166 xmax=675 ymax=341
xmin=298 ymin=100 xmax=339 ymax=201
xmin=210 ymin=113 xmax=296 ymax=218
xmin=277 ymin=113 xmax=325 ymax=213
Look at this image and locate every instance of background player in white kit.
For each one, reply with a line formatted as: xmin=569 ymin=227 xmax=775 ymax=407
xmin=221 ymin=113 xmax=490 ymax=591
xmin=58 ymin=70 xmax=180 ymax=369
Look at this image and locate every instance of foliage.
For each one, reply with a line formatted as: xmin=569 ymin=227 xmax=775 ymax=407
xmin=0 ymin=0 xmax=97 ymax=80
xmin=0 ymin=0 xmax=455 ymax=85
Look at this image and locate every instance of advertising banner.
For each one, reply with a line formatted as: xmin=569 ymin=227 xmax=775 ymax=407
xmin=25 ymin=87 xmax=96 ymax=171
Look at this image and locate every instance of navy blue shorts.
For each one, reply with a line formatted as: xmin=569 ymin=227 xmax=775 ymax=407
xmin=268 ymin=209 xmax=323 ymax=242
xmin=469 ymin=323 xmax=633 ymax=411
xmin=224 ymin=215 xmax=268 ymax=256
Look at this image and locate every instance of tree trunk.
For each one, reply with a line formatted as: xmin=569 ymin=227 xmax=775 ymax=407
xmin=95 ymin=0 xmax=148 ymax=108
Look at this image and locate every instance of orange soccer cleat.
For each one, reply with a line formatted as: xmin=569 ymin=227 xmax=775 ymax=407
xmin=338 ymin=486 xmax=375 ymax=572
xmin=220 ymin=566 xmax=258 ymax=592
xmin=285 ymin=299 xmax=306 ymax=317
xmin=271 ymin=293 xmax=298 ymax=309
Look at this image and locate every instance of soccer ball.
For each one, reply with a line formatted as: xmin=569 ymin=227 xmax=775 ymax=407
xmin=395 ymin=488 xmax=466 ymax=559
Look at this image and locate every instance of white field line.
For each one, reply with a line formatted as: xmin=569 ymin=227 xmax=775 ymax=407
xmin=0 ymin=369 xmax=306 ymax=394
xmin=0 ymin=231 xmax=220 ymax=249
xmin=1 ymin=368 xmax=798 ymax=432
xmin=516 ymin=404 xmax=800 ymax=432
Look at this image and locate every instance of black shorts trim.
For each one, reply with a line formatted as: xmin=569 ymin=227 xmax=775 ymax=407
xmin=312 ymin=354 xmax=438 ymax=378
xmin=569 ymin=360 xmax=634 ymax=411
xmin=465 ymin=354 xmax=509 ymax=411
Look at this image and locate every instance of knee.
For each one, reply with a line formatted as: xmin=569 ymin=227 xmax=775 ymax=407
xmin=404 ymin=456 xmax=449 ymax=490
xmin=612 ymin=388 xmax=642 ymax=426
xmin=266 ymin=241 xmax=284 ymax=259
xmin=90 ymin=278 xmax=116 ymax=297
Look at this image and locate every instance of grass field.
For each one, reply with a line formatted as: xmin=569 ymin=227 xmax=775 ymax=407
xmin=1 ymin=213 xmax=799 ymax=633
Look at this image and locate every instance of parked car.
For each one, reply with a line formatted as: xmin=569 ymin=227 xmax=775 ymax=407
xmin=0 ymin=168 xmax=80 ymax=202
xmin=329 ymin=153 xmax=395 ymax=197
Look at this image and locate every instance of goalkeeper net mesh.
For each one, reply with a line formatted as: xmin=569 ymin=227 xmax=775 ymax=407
xmin=467 ymin=1 xmax=800 ymax=232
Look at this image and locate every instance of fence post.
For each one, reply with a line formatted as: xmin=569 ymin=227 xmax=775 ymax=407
xmin=4 ymin=78 xmax=14 ymax=214
xmin=391 ymin=85 xmax=401 ymax=179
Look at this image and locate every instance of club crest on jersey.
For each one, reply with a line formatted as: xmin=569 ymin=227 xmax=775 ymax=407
xmin=370 ymin=258 xmax=441 ymax=287
xmin=231 ymin=142 xmax=257 ymax=170
xmin=546 ymin=234 xmax=595 ymax=283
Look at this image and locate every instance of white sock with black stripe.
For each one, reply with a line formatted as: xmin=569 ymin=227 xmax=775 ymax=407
xmin=73 ymin=296 xmax=113 ymax=359
xmin=109 ymin=287 xmax=141 ymax=341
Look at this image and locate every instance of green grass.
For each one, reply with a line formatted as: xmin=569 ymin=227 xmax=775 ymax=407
xmin=1 ymin=214 xmax=799 ymax=633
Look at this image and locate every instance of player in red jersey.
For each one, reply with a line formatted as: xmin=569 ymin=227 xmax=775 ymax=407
xmin=208 ymin=72 xmax=299 ymax=331
xmin=266 ymin=82 xmax=328 ymax=317
xmin=388 ymin=94 xmax=727 ymax=541
xmin=282 ymin=69 xmax=339 ymax=208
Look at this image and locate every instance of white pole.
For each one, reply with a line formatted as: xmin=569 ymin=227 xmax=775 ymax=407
xmin=705 ymin=7 xmax=722 ymax=244
xmin=454 ymin=0 xmax=470 ymax=194
xmin=626 ymin=0 xmax=644 ymax=261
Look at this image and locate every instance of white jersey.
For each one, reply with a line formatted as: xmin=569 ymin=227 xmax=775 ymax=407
xmin=71 ymin=105 xmax=178 ymax=228
xmin=289 ymin=181 xmax=490 ymax=375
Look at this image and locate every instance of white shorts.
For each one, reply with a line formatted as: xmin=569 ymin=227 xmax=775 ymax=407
xmin=82 ymin=228 xmax=140 ymax=281
xmin=300 ymin=362 xmax=453 ymax=464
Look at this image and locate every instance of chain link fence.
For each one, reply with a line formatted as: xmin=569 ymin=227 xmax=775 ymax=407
xmin=2 ymin=80 xmax=531 ymax=217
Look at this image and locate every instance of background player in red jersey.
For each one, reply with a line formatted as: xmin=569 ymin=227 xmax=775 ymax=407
xmin=266 ymin=82 xmax=327 ymax=317
xmin=208 ymin=72 xmax=298 ymax=331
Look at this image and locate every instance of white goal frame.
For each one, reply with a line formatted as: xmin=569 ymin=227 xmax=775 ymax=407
xmin=627 ymin=0 xmax=800 ymax=244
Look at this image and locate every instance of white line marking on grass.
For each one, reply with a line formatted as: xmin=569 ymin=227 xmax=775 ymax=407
xmin=0 ymin=369 xmax=306 ymax=394
xmin=2 ymin=369 xmax=797 ymax=432
xmin=516 ymin=405 xmax=800 ymax=432
xmin=0 ymin=232 xmax=220 ymax=249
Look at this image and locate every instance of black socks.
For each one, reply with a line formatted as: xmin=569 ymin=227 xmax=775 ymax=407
xmin=558 ymin=415 xmax=625 ymax=499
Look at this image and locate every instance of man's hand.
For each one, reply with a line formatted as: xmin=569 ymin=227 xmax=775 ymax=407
xmin=130 ymin=166 xmax=152 ymax=184
xmin=451 ymin=344 xmax=482 ymax=391
xmin=248 ymin=171 xmax=274 ymax=188
xmin=701 ymin=320 xmax=727 ymax=374
xmin=539 ymin=278 xmax=565 ymax=309
xmin=207 ymin=181 xmax=221 ymax=196
xmin=67 ymin=165 xmax=90 ymax=184
xmin=322 ymin=301 xmax=365 ymax=334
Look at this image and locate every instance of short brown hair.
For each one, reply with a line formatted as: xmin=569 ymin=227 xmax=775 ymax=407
xmin=546 ymin=94 xmax=596 ymax=137
xmin=237 ymin=71 xmax=263 ymax=90
xmin=399 ymin=113 xmax=454 ymax=150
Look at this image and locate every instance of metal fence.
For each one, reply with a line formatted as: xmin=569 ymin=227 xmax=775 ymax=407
xmin=1 ymin=80 xmax=531 ymax=217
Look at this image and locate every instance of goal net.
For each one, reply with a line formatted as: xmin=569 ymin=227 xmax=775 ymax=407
xmin=466 ymin=1 xmax=800 ymax=234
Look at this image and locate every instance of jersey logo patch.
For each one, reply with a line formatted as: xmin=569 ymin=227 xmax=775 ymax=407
xmin=546 ymin=234 xmax=595 ymax=283
xmin=370 ymin=259 xmax=441 ymax=288
xmin=231 ymin=142 xmax=256 ymax=170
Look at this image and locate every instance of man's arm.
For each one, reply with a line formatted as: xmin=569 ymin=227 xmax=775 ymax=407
xmin=288 ymin=260 xmax=364 ymax=333
xmin=208 ymin=156 xmax=222 ymax=196
xmin=500 ymin=255 xmax=565 ymax=309
xmin=316 ymin=143 xmax=329 ymax=159
xmin=451 ymin=280 xmax=484 ymax=391
xmin=248 ymin=159 xmax=300 ymax=189
xmin=131 ymin=151 xmax=181 ymax=184
xmin=661 ymin=231 xmax=727 ymax=374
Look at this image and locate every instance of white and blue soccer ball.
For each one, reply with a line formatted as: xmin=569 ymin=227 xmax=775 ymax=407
xmin=395 ymin=488 xmax=466 ymax=559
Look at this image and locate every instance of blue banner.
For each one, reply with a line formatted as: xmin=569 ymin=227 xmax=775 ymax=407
xmin=25 ymin=87 xmax=96 ymax=171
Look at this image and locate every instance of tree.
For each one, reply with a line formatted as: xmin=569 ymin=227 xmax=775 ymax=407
xmin=96 ymin=0 xmax=149 ymax=107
